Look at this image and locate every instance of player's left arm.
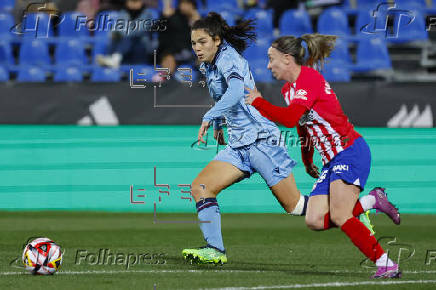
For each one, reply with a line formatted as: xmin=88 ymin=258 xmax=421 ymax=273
xmin=202 ymin=56 xmax=245 ymax=123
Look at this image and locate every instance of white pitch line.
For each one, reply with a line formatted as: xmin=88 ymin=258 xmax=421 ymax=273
xmin=209 ymin=280 xmax=436 ymax=290
xmin=1 ymin=269 xmax=436 ymax=276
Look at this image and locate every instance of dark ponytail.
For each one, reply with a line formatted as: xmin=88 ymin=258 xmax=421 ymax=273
xmin=191 ymin=12 xmax=256 ymax=54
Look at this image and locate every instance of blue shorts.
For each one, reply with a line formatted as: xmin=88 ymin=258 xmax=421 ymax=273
xmin=310 ymin=137 xmax=371 ymax=196
xmin=214 ymin=139 xmax=297 ymax=187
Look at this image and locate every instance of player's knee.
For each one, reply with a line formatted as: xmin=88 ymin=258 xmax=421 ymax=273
xmin=191 ymin=180 xmax=218 ymax=201
xmin=329 ymin=210 xmax=349 ymax=227
xmin=305 ymin=213 xmax=324 ymax=231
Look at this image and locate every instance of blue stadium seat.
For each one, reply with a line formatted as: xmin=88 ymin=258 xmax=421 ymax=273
xmin=355 ymin=8 xmax=391 ymax=39
xmin=92 ymin=11 xmax=120 ymax=61
xmin=91 ymin=66 xmax=121 ymax=82
xmin=244 ymin=36 xmax=271 ymax=62
xmin=0 ymin=0 xmax=15 ymax=12
xmin=279 ymin=9 xmax=313 ymax=36
xmin=0 ymin=41 xmax=13 ymax=65
xmin=322 ymin=61 xmax=351 ymax=82
xmin=17 ymin=66 xmax=46 ymax=82
xmin=55 ymin=39 xmax=87 ymax=65
xmin=0 ymin=13 xmax=14 ymax=38
xmin=54 ymin=67 xmax=83 ymax=82
xmin=354 ymin=37 xmax=391 ymax=72
xmin=220 ymin=10 xmax=236 ymax=26
xmin=356 ymin=0 xmax=381 ymax=10
xmin=250 ymin=59 xmax=272 ymax=82
xmin=207 ymin=0 xmax=239 ymax=11
xmin=19 ymin=39 xmax=50 ymax=66
xmin=245 ymin=9 xmax=273 ymax=36
xmin=0 ymin=66 xmax=9 ymax=82
xmin=317 ymin=8 xmax=350 ymax=37
xmin=327 ymin=38 xmax=351 ymax=65
xmin=22 ymin=13 xmax=54 ymax=38
xmin=58 ymin=12 xmax=90 ymax=37
xmin=395 ymin=0 xmax=427 ymax=9
xmin=388 ymin=8 xmax=428 ymax=43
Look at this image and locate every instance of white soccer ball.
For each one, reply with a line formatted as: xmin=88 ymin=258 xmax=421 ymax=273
xmin=22 ymin=237 xmax=63 ymax=275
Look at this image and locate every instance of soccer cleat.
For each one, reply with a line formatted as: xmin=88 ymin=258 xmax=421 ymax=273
xmin=359 ymin=211 xmax=375 ymax=235
xmin=368 ymin=187 xmax=400 ymax=225
xmin=182 ymin=246 xmax=227 ymax=265
xmin=371 ymin=263 xmax=402 ymax=279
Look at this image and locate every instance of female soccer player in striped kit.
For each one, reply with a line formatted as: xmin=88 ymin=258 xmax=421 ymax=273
xmin=182 ymin=13 xmax=311 ymax=265
xmin=245 ymin=33 xmax=401 ymax=278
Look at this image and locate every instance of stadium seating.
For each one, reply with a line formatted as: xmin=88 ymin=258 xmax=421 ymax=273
xmin=0 ymin=41 xmax=13 ymax=65
xmin=328 ymin=37 xmax=351 ymax=66
xmin=55 ymin=39 xmax=87 ymax=65
xmin=19 ymin=39 xmax=51 ymax=66
xmin=388 ymin=8 xmax=428 ymax=43
xmin=322 ymin=62 xmax=351 ymax=82
xmin=250 ymin=59 xmax=272 ymax=82
xmin=91 ymin=66 xmax=121 ymax=82
xmin=53 ymin=67 xmax=83 ymax=82
xmin=244 ymin=36 xmax=271 ymax=62
xmin=356 ymin=0 xmax=381 ymax=10
xmin=58 ymin=12 xmax=90 ymax=38
xmin=395 ymin=0 xmax=427 ymax=9
xmin=17 ymin=66 xmax=46 ymax=82
xmin=219 ymin=10 xmax=236 ymax=26
xmin=22 ymin=13 xmax=54 ymax=38
xmin=206 ymin=0 xmax=239 ymax=11
xmin=0 ymin=66 xmax=9 ymax=82
xmin=354 ymin=37 xmax=392 ymax=72
xmin=0 ymin=13 xmax=15 ymax=38
xmin=245 ymin=9 xmax=273 ymax=37
xmin=279 ymin=9 xmax=313 ymax=36
xmin=0 ymin=0 xmax=14 ymax=12
xmin=317 ymin=8 xmax=350 ymax=37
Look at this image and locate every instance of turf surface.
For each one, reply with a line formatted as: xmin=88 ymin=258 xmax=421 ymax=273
xmin=1 ymin=212 xmax=436 ymax=289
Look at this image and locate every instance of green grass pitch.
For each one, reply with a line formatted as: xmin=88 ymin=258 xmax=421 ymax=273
xmin=1 ymin=212 xmax=436 ymax=289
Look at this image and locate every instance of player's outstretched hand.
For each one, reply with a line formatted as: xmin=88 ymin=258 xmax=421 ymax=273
xmin=245 ymin=86 xmax=263 ymax=105
xmin=306 ymin=163 xmax=320 ymax=179
xmin=198 ymin=121 xmax=210 ymax=145
xmin=214 ymin=129 xmax=227 ymax=145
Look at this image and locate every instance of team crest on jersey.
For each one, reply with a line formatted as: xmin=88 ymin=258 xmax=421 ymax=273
xmin=295 ymin=89 xmax=308 ymax=100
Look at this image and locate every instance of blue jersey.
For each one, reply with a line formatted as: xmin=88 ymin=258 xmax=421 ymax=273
xmin=200 ymin=42 xmax=281 ymax=148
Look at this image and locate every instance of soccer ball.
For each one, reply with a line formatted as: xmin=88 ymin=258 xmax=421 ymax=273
xmin=22 ymin=237 xmax=63 ymax=275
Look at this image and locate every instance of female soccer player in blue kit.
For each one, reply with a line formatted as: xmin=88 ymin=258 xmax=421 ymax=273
xmin=181 ymin=13 xmax=310 ymax=264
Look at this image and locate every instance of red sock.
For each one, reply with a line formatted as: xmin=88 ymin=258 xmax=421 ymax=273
xmin=323 ymin=213 xmax=336 ymax=229
xmin=353 ymin=201 xmax=364 ymax=217
xmin=341 ymin=217 xmax=385 ymax=262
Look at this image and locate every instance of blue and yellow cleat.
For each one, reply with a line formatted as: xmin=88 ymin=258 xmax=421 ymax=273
xmin=182 ymin=246 xmax=227 ymax=265
xmin=359 ymin=210 xmax=376 ymax=235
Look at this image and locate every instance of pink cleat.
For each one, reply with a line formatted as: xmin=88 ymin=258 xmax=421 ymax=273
xmin=368 ymin=187 xmax=400 ymax=225
xmin=371 ymin=263 xmax=402 ymax=279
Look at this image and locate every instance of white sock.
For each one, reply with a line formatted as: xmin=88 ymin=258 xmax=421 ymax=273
xmin=360 ymin=195 xmax=376 ymax=211
xmin=376 ymin=253 xmax=395 ymax=267
xmin=289 ymin=195 xmax=305 ymax=216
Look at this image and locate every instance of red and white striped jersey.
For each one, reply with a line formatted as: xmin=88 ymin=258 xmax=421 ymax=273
xmin=282 ymin=66 xmax=361 ymax=165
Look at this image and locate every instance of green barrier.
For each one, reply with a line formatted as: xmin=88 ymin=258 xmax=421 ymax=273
xmin=0 ymin=126 xmax=435 ymax=213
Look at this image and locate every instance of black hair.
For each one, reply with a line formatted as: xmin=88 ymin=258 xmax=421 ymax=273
xmin=191 ymin=12 xmax=256 ymax=54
